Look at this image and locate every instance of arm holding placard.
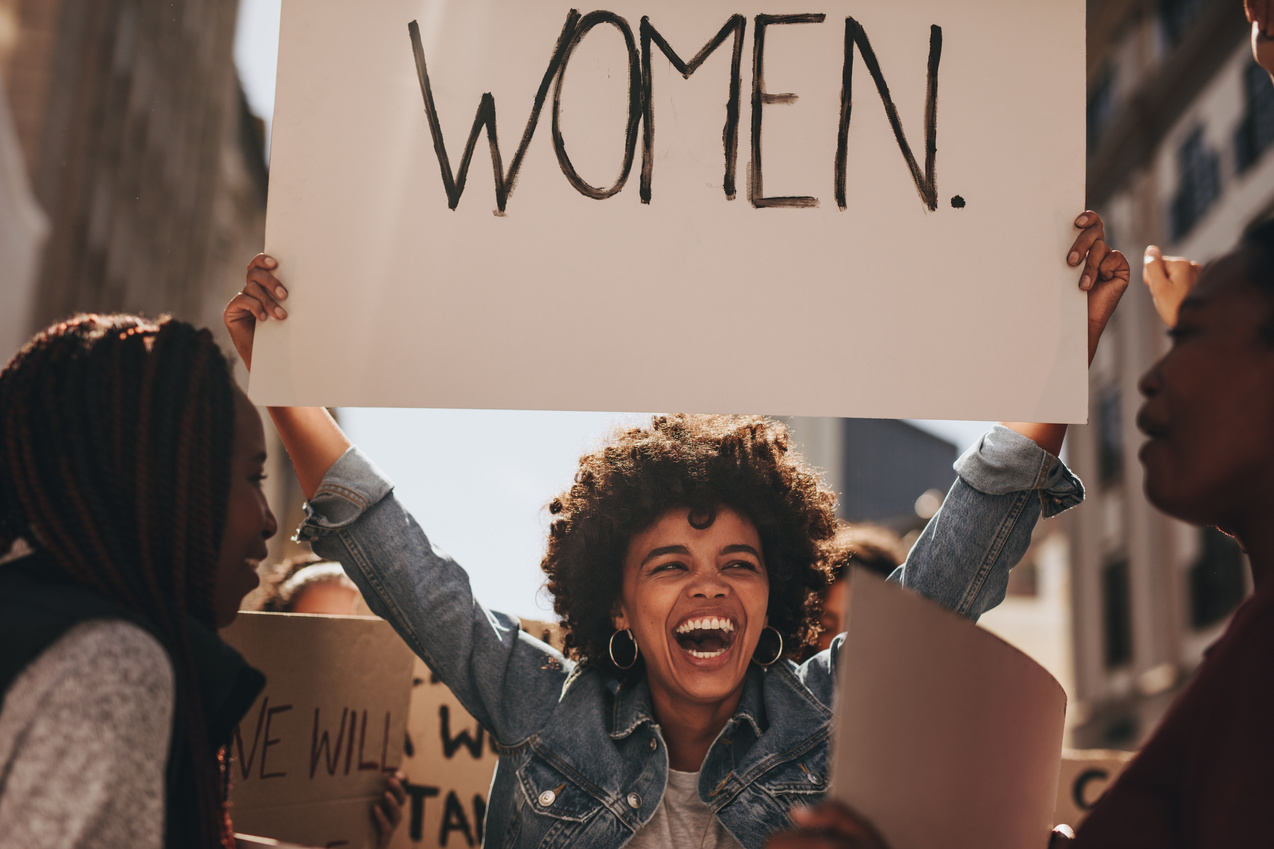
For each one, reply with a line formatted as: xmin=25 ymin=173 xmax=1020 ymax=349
xmin=891 ymin=212 xmax=1127 ymax=621
xmin=227 ymin=271 xmax=571 ymax=742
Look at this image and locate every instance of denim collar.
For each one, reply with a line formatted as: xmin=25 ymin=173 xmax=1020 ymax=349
xmin=606 ymin=665 xmax=773 ymax=742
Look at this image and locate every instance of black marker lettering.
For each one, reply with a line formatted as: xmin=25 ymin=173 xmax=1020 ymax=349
xmin=551 ymin=12 xmax=642 ymax=199
xmin=260 ymin=702 xmax=292 ymax=780
xmin=749 ymin=13 xmax=826 ymax=208
xmin=639 ymin=15 xmax=746 ymax=202
xmin=835 ymin=19 xmax=941 ymax=211
xmin=1073 ymin=768 xmax=1110 ymax=811
xmin=408 ymin=12 xmax=582 ymax=213
xmin=310 ymin=707 xmax=349 ymax=779
xmin=233 ymin=696 xmax=270 ymax=780
xmin=406 ymin=782 xmax=441 ymax=841
xmin=440 ymin=704 xmax=487 ymax=759
xmin=441 ymin=790 xmax=475 ymax=847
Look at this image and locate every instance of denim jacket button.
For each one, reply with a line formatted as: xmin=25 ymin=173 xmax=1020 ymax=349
xmin=647 ymin=738 xmax=657 ymax=752
xmin=538 ymin=790 xmax=557 ymax=807
xmin=627 ymin=792 xmax=642 ymax=809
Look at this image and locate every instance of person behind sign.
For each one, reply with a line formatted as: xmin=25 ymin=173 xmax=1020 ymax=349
xmin=224 ymin=211 xmax=1126 ymax=849
xmin=0 ymin=314 xmax=276 ymax=849
xmin=1046 ymin=202 xmax=1274 ymax=844
xmin=805 ymin=522 xmax=906 ymax=659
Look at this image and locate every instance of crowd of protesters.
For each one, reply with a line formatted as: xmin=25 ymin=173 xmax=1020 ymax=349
xmin=1 ymin=4 xmax=1273 ymax=848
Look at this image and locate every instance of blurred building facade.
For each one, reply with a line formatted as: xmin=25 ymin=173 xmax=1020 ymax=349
xmin=0 ymin=0 xmax=305 ymax=559
xmin=790 ymin=417 xmax=1080 ymax=734
xmin=1068 ymin=0 xmax=1261 ymax=748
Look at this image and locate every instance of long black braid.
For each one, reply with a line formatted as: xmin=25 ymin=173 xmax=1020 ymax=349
xmin=0 ymin=313 xmax=238 ymax=848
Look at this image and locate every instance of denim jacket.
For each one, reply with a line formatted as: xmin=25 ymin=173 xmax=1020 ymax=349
xmin=296 ymin=426 xmax=1082 ymax=849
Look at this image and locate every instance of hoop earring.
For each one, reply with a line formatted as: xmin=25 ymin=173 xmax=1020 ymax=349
xmin=752 ymin=626 xmax=784 ymax=667
xmin=609 ymin=628 xmax=640 ymax=670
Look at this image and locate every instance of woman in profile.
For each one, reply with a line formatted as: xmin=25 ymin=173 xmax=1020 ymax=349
xmin=0 ymin=314 xmax=278 ymax=848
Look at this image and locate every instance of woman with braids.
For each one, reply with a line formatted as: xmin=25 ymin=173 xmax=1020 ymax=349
xmin=0 ymin=314 xmax=278 ymax=848
xmin=225 ymin=210 xmax=1126 ymax=849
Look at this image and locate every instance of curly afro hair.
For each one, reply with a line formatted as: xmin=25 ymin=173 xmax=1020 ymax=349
xmin=541 ymin=414 xmax=838 ymax=676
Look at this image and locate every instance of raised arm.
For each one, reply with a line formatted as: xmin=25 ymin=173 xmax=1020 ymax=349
xmin=895 ymin=211 xmax=1127 ymax=619
xmin=226 ymin=254 xmax=350 ymax=498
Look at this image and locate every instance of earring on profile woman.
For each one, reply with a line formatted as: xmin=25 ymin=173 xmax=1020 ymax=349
xmin=751 ymin=625 xmax=784 ymax=667
xmin=609 ymin=628 xmax=640 ymax=670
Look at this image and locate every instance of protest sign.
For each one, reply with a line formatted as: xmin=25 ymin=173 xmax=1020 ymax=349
xmin=391 ymin=619 xmax=563 ymax=849
xmin=252 ymin=0 xmax=1087 ymax=422
xmin=1052 ymin=749 xmax=1135 ymax=830
xmin=222 ymin=612 xmax=416 ymax=849
xmin=831 ymin=569 xmax=1067 ymax=849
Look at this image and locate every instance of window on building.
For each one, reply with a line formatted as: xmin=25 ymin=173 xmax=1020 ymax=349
xmin=1170 ymin=128 xmax=1221 ymax=241
xmin=1159 ymin=0 xmax=1207 ymax=48
xmin=1235 ymin=61 xmax=1274 ymax=173
xmin=1087 ymin=69 xmax=1116 ymax=153
xmin=1189 ymin=528 xmax=1246 ymax=628
xmin=1103 ymin=556 xmax=1133 ymax=668
xmin=1098 ymin=387 xmax=1123 ymax=486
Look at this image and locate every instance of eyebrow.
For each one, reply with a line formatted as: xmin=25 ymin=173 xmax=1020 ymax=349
xmin=639 ymin=542 xmax=761 ymax=567
xmin=640 ymin=544 xmax=689 ymax=566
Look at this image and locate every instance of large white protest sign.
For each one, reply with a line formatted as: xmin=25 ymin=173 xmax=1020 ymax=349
xmin=222 ymin=613 xmax=415 ymax=849
xmin=831 ymin=569 xmax=1067 ymax=849
xmin=252 ymin=0 xmax=1085 ymax=421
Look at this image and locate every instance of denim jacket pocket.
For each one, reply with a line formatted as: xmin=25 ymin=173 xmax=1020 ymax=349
xmin=517 ymin=753 xmax=605 ymax=821
xmin=756 ymin=751 xmax=830 ymax=801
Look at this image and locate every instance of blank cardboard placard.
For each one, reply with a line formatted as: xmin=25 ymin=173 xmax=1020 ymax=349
xmin=222 ymin=613 xmax=415 ymax=849
xmin=831 ymin=570 xmax=1067 ymax=849
xmin=250 ymin=0 xmax=1086 ymax=422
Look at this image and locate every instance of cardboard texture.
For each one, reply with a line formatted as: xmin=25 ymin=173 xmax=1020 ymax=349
xmin=222 ymin=613 xmax=415 ymax=849
xmin=1053 ymin=749 xmax=1135 ymax=830
xmin=831 ymin=569 xmax=1067 ymax=849
xmin=391 ymin=618 xmax=562 ymax=849
xmin=252 ymin=0 xmax=1087 ymax=422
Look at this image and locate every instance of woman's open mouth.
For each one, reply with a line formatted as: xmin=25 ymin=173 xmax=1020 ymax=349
xmin=673 ymin=616 xmax=737 ymax=659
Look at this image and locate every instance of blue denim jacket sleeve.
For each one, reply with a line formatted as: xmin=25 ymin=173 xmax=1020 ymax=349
xmin=294 ymin=447 xmax=570 ymax=746
xmin=889 ymin=425 xmax=1084 ymax=621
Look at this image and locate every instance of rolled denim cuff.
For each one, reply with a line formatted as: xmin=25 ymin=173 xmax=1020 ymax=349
xmin=295 ymin=446 xmax=395 ymax=540
xmin=955 ymin=425 xmax=1084 ymax=519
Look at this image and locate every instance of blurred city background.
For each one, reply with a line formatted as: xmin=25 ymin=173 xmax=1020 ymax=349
xmin=0 ymin=0 xmax=1260 ymax=751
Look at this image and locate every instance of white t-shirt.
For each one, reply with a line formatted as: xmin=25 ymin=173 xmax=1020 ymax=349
xmin=625 ymin=768 xmax=746 ymax=849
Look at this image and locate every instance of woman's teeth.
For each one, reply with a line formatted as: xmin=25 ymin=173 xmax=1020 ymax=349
xmin=675 ymin=617 xmax=735 ymax=634
xmin=674 ymin=617 xmax=736 ymax=658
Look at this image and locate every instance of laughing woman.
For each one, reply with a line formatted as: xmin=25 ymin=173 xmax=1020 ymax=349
xmin=225 ymin=212 xmax=1126 ymax=849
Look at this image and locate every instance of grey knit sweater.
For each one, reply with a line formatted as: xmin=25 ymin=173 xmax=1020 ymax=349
xmin=0 ymin=619 xmax=173 ymax=848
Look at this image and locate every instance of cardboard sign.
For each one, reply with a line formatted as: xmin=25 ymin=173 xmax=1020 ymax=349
xmin=1052 ymin=749 xmax=1135 ymax=830
xmin=222 ymin=612 xmax=416 ymax=849
xmin=391 ymin=619 xmax=564 ymax=849
xmin=252 ymin=0 xmax=1087 ymax=422
xmin=831 ymin=569 xmax=1067 ymax=849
